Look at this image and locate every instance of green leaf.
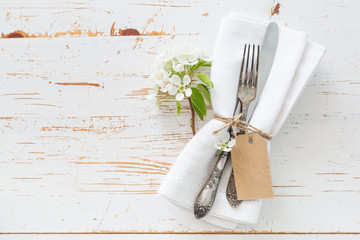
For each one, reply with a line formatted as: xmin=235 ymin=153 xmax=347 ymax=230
xmin=190 ymin=62 xmax=199 ymax=70
xmin=192 ymin=102 xmax=204 ymax=121
xmin=202 ymin=61 xmax=212 ymax=67
xmin=190 ymin=87 xmax=206 ymax=117
xmin=197 ymin=84 xmax=212 ymax=105
xmin=176 ymin=101 xmax=181 ymax=116
xmin=197 ymin=73 xmax=213 ymax=88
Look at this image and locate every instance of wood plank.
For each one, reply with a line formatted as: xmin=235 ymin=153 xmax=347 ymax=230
xmin=0 ymin=0 xmax=269 ymax=38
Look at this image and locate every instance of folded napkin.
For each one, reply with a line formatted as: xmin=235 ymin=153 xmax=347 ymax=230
xmin=158 ymin=13 xmax=325 ymax=229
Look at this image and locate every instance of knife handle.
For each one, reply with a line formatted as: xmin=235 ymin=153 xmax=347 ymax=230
xmin=194 ymin=150 xmax=230 ymax=219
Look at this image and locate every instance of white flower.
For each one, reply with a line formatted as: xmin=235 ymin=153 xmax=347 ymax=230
xmin=149 ymin=69 xmax=170 ymax=93
xmin=166 ymin=84 xmax=178 ymax=95
xmin=148 ymin=43 xmax=210 ymax=109
xmin=198 ymin=50 xmax=211 ymax=62
xmin=214 ymin=131 xmax=236 ymax=152
xmin=172 ymin=61 xmax=184 ymax=72
xmin=169 ymin=43 xmax=201 ymax=66
xmin=169 ymin=74 xmax=193 ymax=101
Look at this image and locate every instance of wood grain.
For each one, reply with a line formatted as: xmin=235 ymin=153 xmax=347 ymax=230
xmin=1 ymin=0 xmax=360 ymax=236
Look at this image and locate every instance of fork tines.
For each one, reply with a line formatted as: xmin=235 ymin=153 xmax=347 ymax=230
xmin=239 ymin=44 xmax=260 ymax=87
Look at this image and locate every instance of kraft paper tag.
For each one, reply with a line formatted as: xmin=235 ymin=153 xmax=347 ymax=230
xmin=231 ymin=133 xmax=274 ymax=200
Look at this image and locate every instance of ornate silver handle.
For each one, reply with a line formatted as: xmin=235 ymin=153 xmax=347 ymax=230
xmin=194 ymin=150 xmax=231 ymax=219
xmin=226 ymin=107 xmax=248 ymax=207
xmin=226 ymin=169 xmax=242 ymax=207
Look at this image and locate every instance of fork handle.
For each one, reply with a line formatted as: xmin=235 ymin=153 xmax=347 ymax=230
xmin=194 ymin=150 xmax=230 ymax=219
xmin=240 ymin=102 xmax=250 ymax=122
xmin=226 ymin=106 xmax=248 ymax=207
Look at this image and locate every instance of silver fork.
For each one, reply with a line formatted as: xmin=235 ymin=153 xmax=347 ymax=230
xmin=226 ymin=43 xmax=260 ymax=207
xmin=194 ymin=43 xmax=259 ymax=218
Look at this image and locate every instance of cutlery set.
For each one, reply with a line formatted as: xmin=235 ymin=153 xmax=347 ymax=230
xmin=194 ymin=22 xmax=279 ymax=219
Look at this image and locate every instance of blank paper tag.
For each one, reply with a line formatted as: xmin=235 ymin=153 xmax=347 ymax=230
xmin=231 ymin=133 xmax=274 ymax=200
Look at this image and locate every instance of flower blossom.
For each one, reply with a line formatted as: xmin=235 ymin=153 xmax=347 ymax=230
xmin=214 ymin=131 xmax=236 ymax=152
xmin=168 ymin=75 xmax=192 ymax=101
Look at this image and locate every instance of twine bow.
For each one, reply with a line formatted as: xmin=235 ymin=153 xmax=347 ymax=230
xmin=213 ymin=113 xmax=272 ymax=140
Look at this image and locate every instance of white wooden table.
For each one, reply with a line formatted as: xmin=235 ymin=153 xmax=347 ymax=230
xmin=1 ymin=0 xmax=360 ymax=239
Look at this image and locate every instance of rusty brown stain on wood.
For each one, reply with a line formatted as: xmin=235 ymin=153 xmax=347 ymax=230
xmin=134 ymin=157 xmax=173 ymax=166
xmin=110 ymin=22 xmax=141 ymax=36
xmin=118 ymin=28 xmax=140 ymax=36
xmin=111 ymin=19 xmax=170 ymax=37
xmin=0 ymin=117 xmax=16 ymax=120
xmin=41 ymin=125 xmax=94 ymax=133
xmin=102 ymin=169 xmax=167 ymax=175
xmin=110 ymin=22 xmax=116 ymax=36
xmin=2 ymin=29 xmax=103 ymax=39
xmin=72 ymin=160 xmax=169 ymax=168
xmin=28 ymin=103 xmax=59 ymax=107
xmin=126 ymin=88 xmax=152 ymax=97
xmin=55 ymin=82 xmax=100 ymax=87
xmin=41 ymin=29 xmax=103 ymax=37
xmin=132 ymin=1 xmax=167 ymax=49
xmin=7 ymin=73 xmax=31 ymax=76
xmin=2 ymin=93 xmax=40 ymax=96
xmin=2 ymin=30 xmax=27 ymax=38
xmin=14 ymin=97 xmax=44 ymax=100
xmin=41 ymin=118 xmax=129 ymax=134
xmin=120 ymin=28 xmax=140 ymax=36
xmin=271 ymin=3 xmax=281 ymax=16
xmin=133 ymin=37 xmax=144 ymax=49
xmin=114 ymin=165 xmax=169 ymax=173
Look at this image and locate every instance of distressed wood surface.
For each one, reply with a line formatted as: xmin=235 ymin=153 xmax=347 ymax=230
xmin=1 ymin=0 xmax=360 ymax=237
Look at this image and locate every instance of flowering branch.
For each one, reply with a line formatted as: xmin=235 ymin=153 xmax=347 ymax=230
xmin=147 ymin=44 xmax=212 ymax=135
xmin=188 ymin=97 xmax=196 ymax=135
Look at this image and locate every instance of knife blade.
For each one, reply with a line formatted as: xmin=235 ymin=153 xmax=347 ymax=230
xmin=226 ymin=22 xmax=279 ymax=207
xmin=247 ymin=22 xmax=279 ymax=121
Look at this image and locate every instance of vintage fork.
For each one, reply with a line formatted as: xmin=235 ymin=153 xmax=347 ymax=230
xmin=194 ymin=43 xmax=259 ymax=218
xmin=226 ymin=44 xmax=260 ymax=207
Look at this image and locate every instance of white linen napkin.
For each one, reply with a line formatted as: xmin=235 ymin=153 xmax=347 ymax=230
xmin=158 ymin=13 xmax=325 ymax=229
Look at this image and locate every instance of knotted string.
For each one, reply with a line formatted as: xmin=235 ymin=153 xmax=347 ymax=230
xmin=213 ymin=113 xmax=272 ymax=140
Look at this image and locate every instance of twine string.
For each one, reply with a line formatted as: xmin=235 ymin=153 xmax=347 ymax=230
xmin=213 ymin=113 xmax=272 ymax=140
